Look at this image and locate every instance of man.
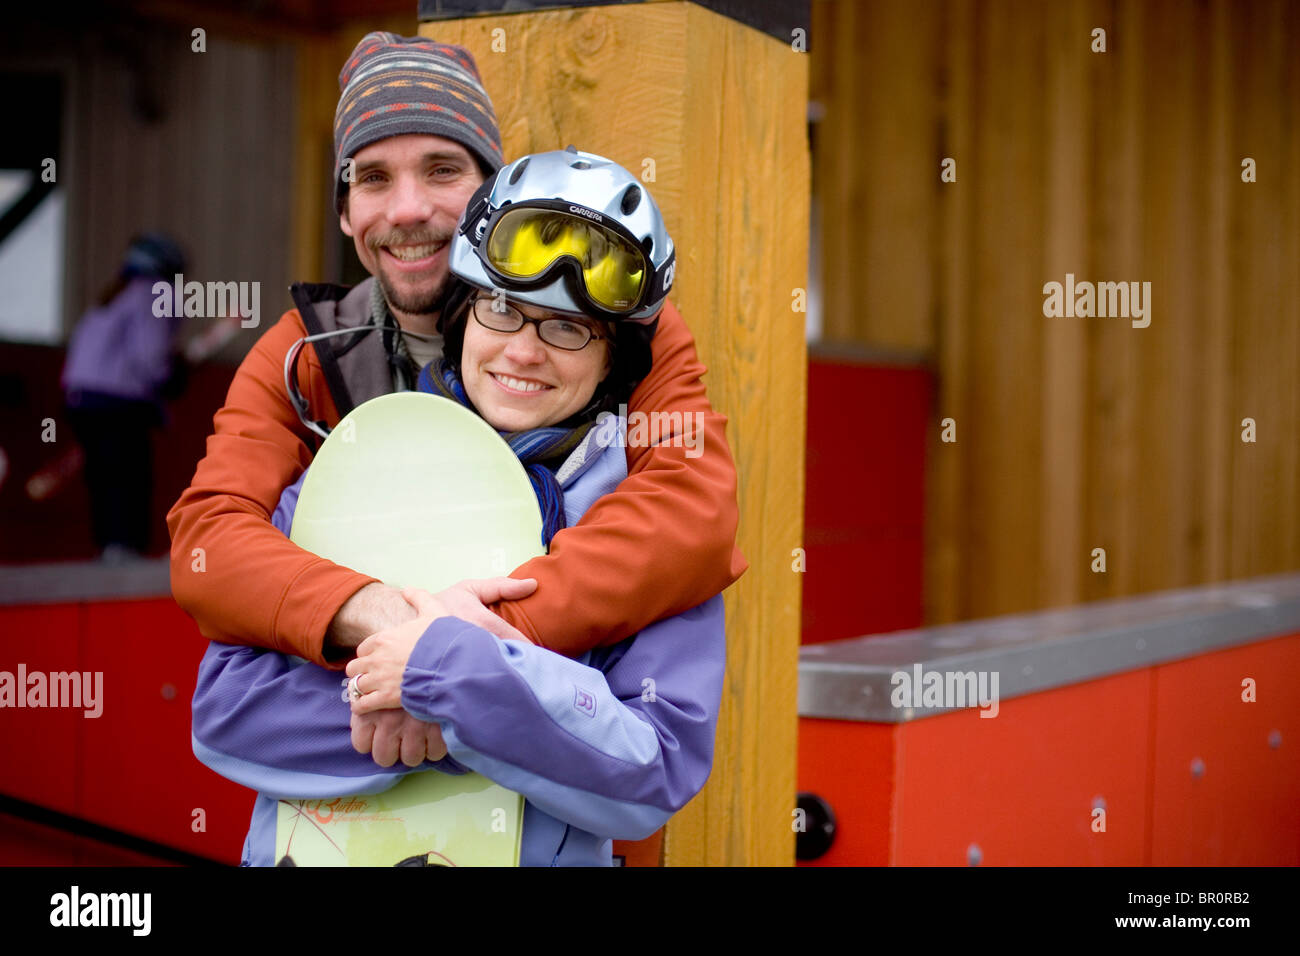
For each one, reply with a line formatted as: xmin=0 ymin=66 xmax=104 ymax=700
xmin=167 ymin=32 xmax=746 ymax=767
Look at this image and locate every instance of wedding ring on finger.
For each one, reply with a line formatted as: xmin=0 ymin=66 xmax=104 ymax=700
xmin=348 ymin=674 xmax=365 ymax=702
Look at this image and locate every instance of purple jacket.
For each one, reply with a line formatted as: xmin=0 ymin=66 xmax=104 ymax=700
xmin=62 ymin=276 xmax=178 ymax=404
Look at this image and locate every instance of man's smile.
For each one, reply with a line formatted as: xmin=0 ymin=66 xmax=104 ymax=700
xmin=381 ymin=241 xmax=448 ymax=266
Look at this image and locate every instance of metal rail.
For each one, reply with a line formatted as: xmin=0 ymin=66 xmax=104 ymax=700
xmin=799 ymin=571 xmax=1300 ymax=722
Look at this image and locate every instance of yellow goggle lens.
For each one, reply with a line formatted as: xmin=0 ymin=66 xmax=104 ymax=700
xmin=486 ymin=208 xmax=646 ymax=310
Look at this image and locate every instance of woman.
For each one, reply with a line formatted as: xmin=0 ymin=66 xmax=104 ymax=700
xmin=191 ymin=149 xmax=727 ymax=866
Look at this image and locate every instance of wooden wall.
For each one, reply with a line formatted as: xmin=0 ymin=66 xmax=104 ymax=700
xmin=2 ymin=9 xmax=413 ymax=358
xmin=424 ymin=3 xmax=809 ymax=866
xmin=811 ymin=0 xmax=1300 ymax=623
xmin=48 ymin=23 xmax=297 ymax=355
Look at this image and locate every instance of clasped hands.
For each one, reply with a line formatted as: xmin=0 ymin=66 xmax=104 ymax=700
xmin=337 ymin=577 xmax=537 ymax=768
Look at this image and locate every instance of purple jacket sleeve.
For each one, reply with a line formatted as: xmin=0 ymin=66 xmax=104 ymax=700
xmin=400 ymin=594 xmax=725 ymax=841
xmin=190 ymin=469 xmax=462 ymax=799
xmin=191 ymin=641 xmax=464 ymax=800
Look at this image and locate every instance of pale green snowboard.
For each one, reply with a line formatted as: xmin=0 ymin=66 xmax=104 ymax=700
xmin=291 ymin=392 xmax=544 ymax=590
xmin=281 ymin=392 xmax=538 ymax=866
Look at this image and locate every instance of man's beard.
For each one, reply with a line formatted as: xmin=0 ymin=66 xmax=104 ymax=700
xmin=375 ymin=268 xmax=450 ymax=319
xmin=367 ymin=228 xmax=453 ymax=319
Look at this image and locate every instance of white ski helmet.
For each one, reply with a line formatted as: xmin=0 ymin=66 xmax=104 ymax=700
xmin=449 ymin=146 xmax=675 ymax=322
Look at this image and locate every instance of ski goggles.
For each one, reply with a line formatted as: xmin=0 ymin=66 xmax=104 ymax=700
xmin=466 ymin=200 xmax=671 ymax=317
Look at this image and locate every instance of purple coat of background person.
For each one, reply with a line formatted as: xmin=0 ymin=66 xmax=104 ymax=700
xmin=60 ymin=232 xmax=186 ymax=558
xmin=61 ymin=276 xmax=181 ymax=405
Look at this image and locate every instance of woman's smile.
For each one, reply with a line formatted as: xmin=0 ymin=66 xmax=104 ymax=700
xmin=487 ymin=371 xmax=555 ymax=395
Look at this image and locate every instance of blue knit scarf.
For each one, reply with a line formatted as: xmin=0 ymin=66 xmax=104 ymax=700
xmin=416 ymin=359 xmax=593 ymax=547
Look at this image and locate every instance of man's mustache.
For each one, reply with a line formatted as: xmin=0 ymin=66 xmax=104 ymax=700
xmin=368 ymin=231 xmax=452 ymax=251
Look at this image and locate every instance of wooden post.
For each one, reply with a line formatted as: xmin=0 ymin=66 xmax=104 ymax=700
xmin=421 ymin=0 xmax=809 ymax=865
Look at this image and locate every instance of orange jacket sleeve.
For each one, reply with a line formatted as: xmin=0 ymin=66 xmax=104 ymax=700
xmin=492 ymin=299 xmax=748 ymax=654
xmin=166 ymin=312 xmax=380 ymax=667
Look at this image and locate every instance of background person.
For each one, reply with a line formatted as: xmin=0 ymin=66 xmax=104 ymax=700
xmin=62 ymin=232 xmax=187 ymax=561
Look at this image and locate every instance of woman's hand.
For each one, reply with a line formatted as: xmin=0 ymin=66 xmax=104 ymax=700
xmin=345 ymin=577 xmax=538 ymax=715
xmin=346 ymin=588 xmax=450 ymax=713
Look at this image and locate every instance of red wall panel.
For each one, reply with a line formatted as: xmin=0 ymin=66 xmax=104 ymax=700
xmin=797 ymin=718 xmax=896 ymax=866
xmin=802 ymin=359 xmax=930 ymax=644
xmin=77 ymin=599 xmax=250 ymax=862
xmin=1148 ymin=633 xmax=1300 ymax=865
xmin=893 ymin=671 xmax=1152 ymax=865
xmin=797 ymin=633 xmax=1300 ymax=865
xmin=0 ymin=603 xmax=82 ymax=816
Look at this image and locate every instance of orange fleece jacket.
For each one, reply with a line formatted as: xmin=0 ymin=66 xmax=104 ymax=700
xmin=167 ymin=298 xmax=747 ymax=668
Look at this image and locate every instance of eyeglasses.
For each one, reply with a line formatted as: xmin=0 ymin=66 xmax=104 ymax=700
xmin=471 ymin=296 xmax=605 ymax=351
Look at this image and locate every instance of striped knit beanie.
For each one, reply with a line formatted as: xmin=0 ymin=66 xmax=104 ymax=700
xmin=334 ymin=32 xmax=504 ymax=211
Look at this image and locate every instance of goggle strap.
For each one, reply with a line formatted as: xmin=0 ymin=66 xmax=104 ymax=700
xmin=460 ymin=179 xmax=496 ymax=242
xmin=650 ymin=247 xmax=675 ymax=302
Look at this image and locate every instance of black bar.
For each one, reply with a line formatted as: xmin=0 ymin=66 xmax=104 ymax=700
xmin=418 ymin=0 xmax=810 ymax=47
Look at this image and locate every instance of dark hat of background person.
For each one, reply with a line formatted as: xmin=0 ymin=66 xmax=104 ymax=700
xmin=333 ymin=32 xmax=504 ymax=212
xmin=121 ymin=232 xmax=186 ymax=279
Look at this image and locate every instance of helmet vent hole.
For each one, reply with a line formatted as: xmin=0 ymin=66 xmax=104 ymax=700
xmin=571 ymin=160 xmax=591 ymax=170
xmin=641 ymin=236 xmax=654 ymax=256
xmin=508 ymin=158 xmax=529 ymax=185
xmin=620 ymin=185 xmax=641 ymax=215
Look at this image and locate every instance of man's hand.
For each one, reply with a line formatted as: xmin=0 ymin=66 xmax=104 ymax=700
xmin=421 ymin=577 xmax=539 ymax=645
xmin=346 ymin=577 xmax=539 ymax=716
xmin=326 ymin=582 xmax=418 ymax=655
xmin=350 ymin=709 xmax=447 ymax=767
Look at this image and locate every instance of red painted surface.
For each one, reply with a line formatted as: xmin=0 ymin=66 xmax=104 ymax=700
xmin=0 ymin=597 xmax=250 ymax=864
xmin=0 ymin=810 xmax=183 ymax=866
xmin=79 ymin=599 xmax=251 ymax=861
xmin=796 ymin=632 xmax=1300 ymax=865
xmin=0 ymin=604 xmax=82 ymax=816
xmin=894 ymin=670 xmax=1151 ymax=865
xmin=797 ymin=719 xmax=895 ymax=866
xmin=1148 ymin=634 xmax=1300 ymax=865
xmin=802 ymin=359 xmax=929 ymax=644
